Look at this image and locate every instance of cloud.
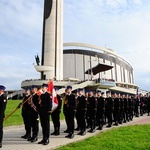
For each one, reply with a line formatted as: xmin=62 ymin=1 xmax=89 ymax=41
xmin=0 ymin=0 xmax=150 ymax=90
xmin=64 ymin=0 xmax=150 ymax=90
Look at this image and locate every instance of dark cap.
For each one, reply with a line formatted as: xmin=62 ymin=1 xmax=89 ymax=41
xmin=25 ymin=87 xmax=31 ymax=91
xmin=101 ymin=92 xmax=104 ymax=95
xmin=78 ymin=88 xmax=83 ymax=92
xmin=96 ymin=90 xmax=101 ymax=93
xmin=66 ymin=86 xmax=72 ymax=89
xmin=106 ymin=91 xmax=110 ymax=94
xmin=88 ymin=89 xmax=93 ymax=92
xmin=32 ymin=85 xmax=38 ymax=89
xmin=42 ymin=83 xmax=48 ymax=88
xmin=0 ymin=85 xmax=6 ymax=91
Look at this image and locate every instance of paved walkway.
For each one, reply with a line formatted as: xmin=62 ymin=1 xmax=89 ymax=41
xmin=2 ymin=115 xmax=150 ymax=150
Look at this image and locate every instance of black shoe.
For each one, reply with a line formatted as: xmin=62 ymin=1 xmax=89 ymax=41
xmin=64 ymin=129 xmax=69 ymax=133
xmin=38 ymin=139 xmax=44 ymax=144
xmin=65 ymin=134 xmax=70 ymax=138
xmin=91 ymin=129 xmax=95 ymax=133
xmin=113 ymin=123 xmax=118 ymax=126
xmin=55 ymin=131 xmax=60 ymax=136
xmin=43 ymin=139 xmax=49 ymax=145
xmin=21 ymin=134 xmax=28 ymax=139
xmin=31 ymin=137 xmax=38 ymax=142
xmin=69 ymin=133 xmax=74 ymax=139
xmin=75 ymin=127 xmax=80 ymax=131
xmin=88 ymin=129 xmax=93 ymax=132
xmin=77 ymin=131 xmax=82 ymax=135
xmin=119 ymin=121 xmax=122 ymax=124
xmin=51 ymin=131 xmax=56 ymax=135
xmin=0 ymin=143 xmax=2 ymax=148
xmin=106 ymin=125 xmax=112 ymax=128
xmin=123 ymin=120 xmax=127 ymax=123
xmin=81 ymin=131 xmax=86 ymax=136
xmin=97 ymin=127 xmax=102 ymax=130
xmin=27 ymin=136 xmax=32 ymax=141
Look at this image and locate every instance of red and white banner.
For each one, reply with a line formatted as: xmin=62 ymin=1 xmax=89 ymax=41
xmin=47 ymin=81 xmax=58 ymax=110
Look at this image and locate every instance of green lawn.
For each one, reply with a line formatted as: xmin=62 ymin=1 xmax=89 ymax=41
xmin=56 ymin=125 xmax=150 ymax=150
xmin=4 ymin=100 xmax=23 ymax=126
xmin=4 ymin=100 xmax=65 ymax=126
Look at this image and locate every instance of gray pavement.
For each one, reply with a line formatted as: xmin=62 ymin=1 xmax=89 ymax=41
xmin=2 ymin=115 xmax=150 ymax=150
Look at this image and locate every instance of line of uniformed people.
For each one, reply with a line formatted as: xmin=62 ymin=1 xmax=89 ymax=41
xmin=18 ymin=84 xmax=150 ymax=144
xmin=63 ymin=87 xmax=150 ymax=139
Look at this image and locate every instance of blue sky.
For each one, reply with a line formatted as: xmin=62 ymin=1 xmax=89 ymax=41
xmin=0 ymin=0 xmax=150 ymax=90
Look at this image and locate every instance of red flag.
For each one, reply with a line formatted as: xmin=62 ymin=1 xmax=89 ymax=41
xmin=47 ymin=81 xmax=58 ymax=110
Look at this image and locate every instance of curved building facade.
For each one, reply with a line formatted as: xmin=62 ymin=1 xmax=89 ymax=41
xmin=63 ymin=43 xmax=136 ymax=89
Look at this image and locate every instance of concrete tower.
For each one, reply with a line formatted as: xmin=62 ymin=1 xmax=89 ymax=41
xmin=35 ymin=0 xmax=63 ymax=80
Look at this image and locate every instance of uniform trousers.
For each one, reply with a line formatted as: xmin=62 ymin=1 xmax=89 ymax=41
xmin=0 ymin=119 xmax=3 ymax=143
xmin=30 ymin=110 xmax=39 ymax=137
xmin=65 ymin=111 xmax=75 ymax=134
xmin=22 ymin=109 xmax=31 ymax=136
xmin=39 ymin=111 xmax=50 ymax=140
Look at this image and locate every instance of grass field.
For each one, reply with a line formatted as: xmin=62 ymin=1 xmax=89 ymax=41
xmin=3 ymin=100 xmax=65 ymax=126
xmin=57 ymin=125 xmax=150 ymax=150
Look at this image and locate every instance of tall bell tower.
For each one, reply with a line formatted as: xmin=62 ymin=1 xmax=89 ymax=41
xmin=35 ymin=0 xmax=63 ymax=80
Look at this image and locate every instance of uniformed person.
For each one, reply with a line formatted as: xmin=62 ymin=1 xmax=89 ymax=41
xmin=87 ymin=89 xmax=97 ymax=133
xmin=29 ymin=85 xmax=39 ymax=142
xmin=51 ymin=87 xmax=62 ymax=136
xmin=38 ymin=83 xmax=52 ymax=145
xmin=96 ymin=90 xmax=105 ymax=130
xmin=113 ymin=93 xmax=120 ymax=126
xmin=119 ymin=94 xmax=124 ymax=124
xmin=63 ymin=89 xmax=69 ymax=133
xmin=147 ymin=96 xmax=150 ymax=116
xmin=74 ymin=90 xmax=80 ymax=131
xmin=134 ymin=95 xmax=140 ymax=117
xmin=64 ymin=86 xmax=77 ymax=139
xmin=128 ymin=95 xmax=134 ymax=121
xmin=123 ymin=94 xmax=129 ymax=122
xmin=0 ymin=85 xmax=7 ymax=148
xmin=76 ymin=88 xmax=87 ymax=136
xmin=85 ymin=90 xmax=90 ymax=128
xmin=21 ymin=87 xmax=32 ymax=140
xmin=105 ymin=91 xmax=113 ymax=128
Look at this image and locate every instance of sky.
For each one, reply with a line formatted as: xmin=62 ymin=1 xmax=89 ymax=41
xmin=0 ymin=0 xmax=150 ymax=90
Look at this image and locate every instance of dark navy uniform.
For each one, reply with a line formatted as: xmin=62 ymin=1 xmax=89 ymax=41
xmin=64 ymin=92 xmax=77 ymax=138
xmin=38 ymin=90 xmax=52 ymax=145
xmin=123 ymin=96 xmax=129 ymax=122
xmin=119 ymin=96 xmax=124 ymax=124
xmin=76 ymin=94 xmax=87 ymax=135
xmin=105 ymin=93 xmax=113 ymax=127
xmin=21 ymin=93 xmax=32 ymax=139
xmin=113 ymin=96 xmax=120 ymax=126
xmin=63 ymin=94 xmax=69 ymax=133
xmin=87 ymin=95 xmax=97 ymax=133
xmin=128 ymin=96 xmax=134 ymax=121
xmin=0 ymin=85 xmax=7 ymax=148
xmin=135 ymin=97 xmax=140 ymax=117
xmin=96 ymin=96 xmax=105 ymax=130
xmin=30 ymin=92 xmax=39 ymax=142
xmin=147 ymin=96 xmax=150 ymax=116
xmin=51 ymin=94 xmax=62 ymax=135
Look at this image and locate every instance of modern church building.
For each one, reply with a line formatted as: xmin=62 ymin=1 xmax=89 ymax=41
xmin=21 ymin=0 xmax=138 ymax=95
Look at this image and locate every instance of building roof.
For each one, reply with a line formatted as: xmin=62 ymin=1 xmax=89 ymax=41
xmin=85 ymin=63 xmax=113 ymax=75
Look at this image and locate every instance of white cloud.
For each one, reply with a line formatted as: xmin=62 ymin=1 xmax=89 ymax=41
xmin=0 ymin=0 xmax=150 ymax=90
